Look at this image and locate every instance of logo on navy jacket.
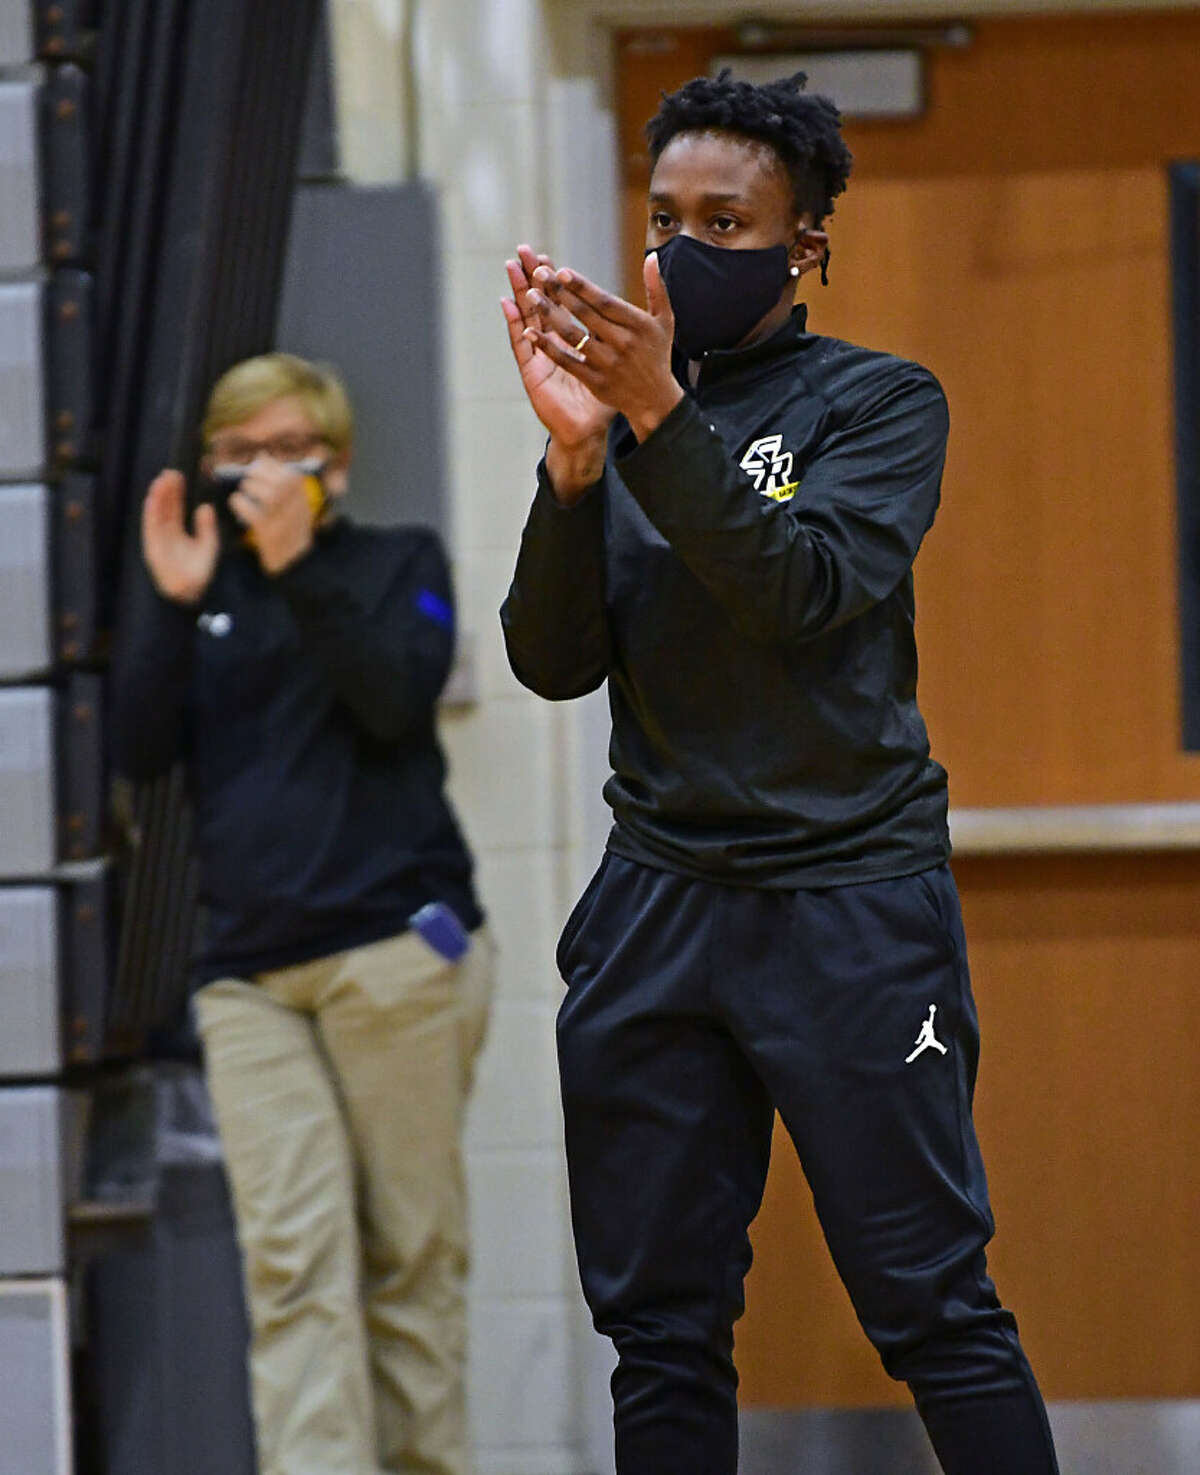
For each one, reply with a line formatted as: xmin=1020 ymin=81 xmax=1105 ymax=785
xmin=740 ymin=433 xmax=799 ymax=503
xmin=197 ymin=611 xmax=233 ymax=637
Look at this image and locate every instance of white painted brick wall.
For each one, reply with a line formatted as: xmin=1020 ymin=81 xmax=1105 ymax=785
xmin=414 ymin=2 xmax=593 ymax=1469
xmin=328 ymin=4 xmax=621 ymax=1467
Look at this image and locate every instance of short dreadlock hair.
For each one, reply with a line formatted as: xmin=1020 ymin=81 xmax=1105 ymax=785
xmin=645 ymin=70 xmax=853 ymax=226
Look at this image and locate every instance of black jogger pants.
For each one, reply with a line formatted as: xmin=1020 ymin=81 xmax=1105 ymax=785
xmin=555 ymin=854 xmax=1059 ymax=1475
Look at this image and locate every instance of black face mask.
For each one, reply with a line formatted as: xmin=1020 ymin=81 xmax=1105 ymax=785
xmin=651 ymin=234 xmax=793 ymax=360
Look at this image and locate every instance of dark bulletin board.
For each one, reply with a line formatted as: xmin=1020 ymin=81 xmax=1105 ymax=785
xmin=276 ymin=181 xmax=448 ymax=534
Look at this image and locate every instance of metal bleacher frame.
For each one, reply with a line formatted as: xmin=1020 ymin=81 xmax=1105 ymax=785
xmin=1 ymin=2 xmax=323 ymax=1470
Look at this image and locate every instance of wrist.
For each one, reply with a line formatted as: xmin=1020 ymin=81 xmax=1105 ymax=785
xmin=257 ymin=516 xmax=316 ymax=576
xmin=150 ymin=571 xmax=207 ymax=607
xmin=262 ymin=540 xmax=313 ymax=577
xmin=545 ymin=436 xmax=607 ymax=506
xmin=626 ymin=381 xmax=684 ymax=444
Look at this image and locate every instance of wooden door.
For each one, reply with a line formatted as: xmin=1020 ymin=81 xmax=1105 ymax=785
xmin=614 ymin=12 xmax=1200 ymax=1405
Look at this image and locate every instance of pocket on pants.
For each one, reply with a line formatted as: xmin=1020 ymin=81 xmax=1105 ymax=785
xmin=556 ymin=854 xmax=612 ymax=981
xmin=912 ymin=865 xmax=963 ymax=964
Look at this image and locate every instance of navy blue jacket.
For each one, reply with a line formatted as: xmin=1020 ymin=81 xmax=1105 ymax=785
xmin=111 ymin=517 xmax=482 ymax=981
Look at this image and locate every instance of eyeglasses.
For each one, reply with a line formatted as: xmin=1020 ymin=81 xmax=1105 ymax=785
xmin=207 ymin=433 xmax=329 ymax=467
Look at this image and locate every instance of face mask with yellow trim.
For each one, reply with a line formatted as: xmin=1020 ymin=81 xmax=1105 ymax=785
xmin=205 ymin=458 xmax=329 ymax=549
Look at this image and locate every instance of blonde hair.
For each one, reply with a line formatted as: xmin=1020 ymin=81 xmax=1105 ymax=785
xmin=202 ymin=352 xmax=354 ymax=452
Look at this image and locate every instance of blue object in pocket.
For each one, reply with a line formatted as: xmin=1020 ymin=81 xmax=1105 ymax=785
xmin=409 ymin=901 xmax=471 ymax=961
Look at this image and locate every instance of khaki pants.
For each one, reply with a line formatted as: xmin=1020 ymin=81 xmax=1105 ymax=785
xmin=194 ymin=926 xmax=494 ymax=1475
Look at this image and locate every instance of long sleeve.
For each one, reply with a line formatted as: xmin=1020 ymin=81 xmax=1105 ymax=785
xmin=108 ymin=563 xmax=197 ymax=782
xmin=616 ymin=367 xmax=949 ymax=645
xmin=499 ymin=460 xmax=612 ymax=700
xmin=272 ymin=529 xmax=455 ymax=744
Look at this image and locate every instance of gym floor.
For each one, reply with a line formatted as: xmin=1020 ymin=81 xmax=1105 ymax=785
xmin=739 ymin=1401 xmax=1200 ymax=1475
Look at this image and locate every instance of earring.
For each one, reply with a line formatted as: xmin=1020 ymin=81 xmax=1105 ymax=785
xmin=789 ymin=265 xmax=800 ymax=278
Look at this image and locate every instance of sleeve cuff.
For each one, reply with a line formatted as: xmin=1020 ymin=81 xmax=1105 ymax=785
xmin=271 ymin=539 xmax=343 ymax=612
xmin=614 ymin=395 xmax=712 ymax=494
xmin=535 ymin=455 xmax=605 ymax=513
xmin=153 ymin=585 xmax=204 ymax=635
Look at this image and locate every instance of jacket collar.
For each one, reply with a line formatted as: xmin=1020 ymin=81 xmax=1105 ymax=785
xmin=673 ymin=303 xmax=809 ymax=388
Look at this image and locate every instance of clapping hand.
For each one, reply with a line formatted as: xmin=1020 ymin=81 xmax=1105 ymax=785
xmin=142 ymin=470 xmax=219 ymax=605
xmin=502 ymin=246 xmax=617 ymax=502
xmin=521 ymin=251 xmax=682 ymax=445
xmin=226 ymin=459 xmax=317 ymax=575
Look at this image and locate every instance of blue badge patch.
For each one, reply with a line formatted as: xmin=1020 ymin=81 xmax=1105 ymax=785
xmin=416 ymin=588 xmax=454 ymax=630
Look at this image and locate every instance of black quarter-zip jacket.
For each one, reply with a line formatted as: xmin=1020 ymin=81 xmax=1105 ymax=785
xmin=110 ymin=518 xmax=482 ymax=982
xmin=500 ymin=306 xmax=952 ymax=887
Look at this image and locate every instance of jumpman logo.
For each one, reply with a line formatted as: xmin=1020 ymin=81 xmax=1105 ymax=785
xmin=905 ymin=1004 xmax=948 ymax=1064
